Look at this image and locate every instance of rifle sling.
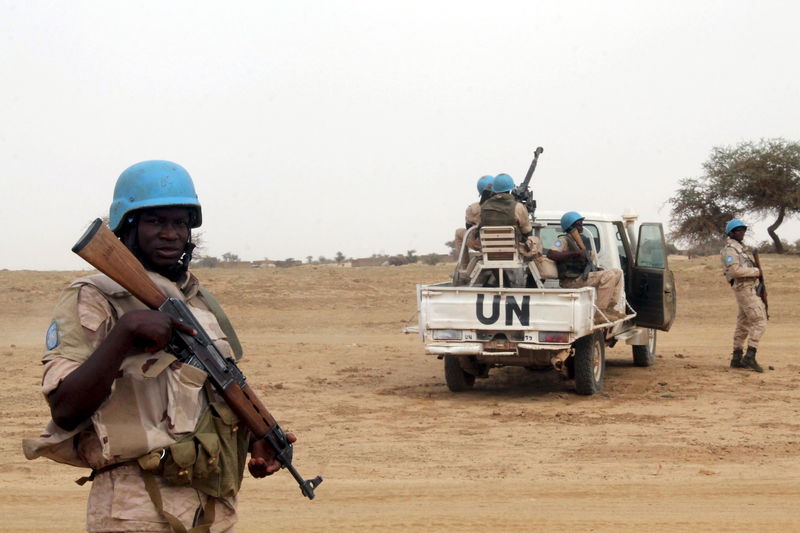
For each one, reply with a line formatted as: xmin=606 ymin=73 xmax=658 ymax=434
xmin=198 ymin=287 xmax=243 ymax=360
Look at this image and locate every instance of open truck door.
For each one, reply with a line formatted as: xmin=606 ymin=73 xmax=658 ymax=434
xmin=630 ymin=223 xmax=676 ymax=331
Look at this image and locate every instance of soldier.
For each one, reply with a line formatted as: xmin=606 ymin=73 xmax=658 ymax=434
xmin=24 ymin=160 xmax=292 ymax=532
xmin=478 ymin=173 xmax=533 ymax=241
xmin=453 ymin=174 xmax=494 ymax=257
xmin=546 ymin=211 xmax=625 ymax=322
xmin=720 ymin=218 xmax=767 ymax=372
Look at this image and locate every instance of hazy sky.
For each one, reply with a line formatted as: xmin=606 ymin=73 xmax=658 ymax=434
xmin=2 ymin=0 xmax=798 ymax=270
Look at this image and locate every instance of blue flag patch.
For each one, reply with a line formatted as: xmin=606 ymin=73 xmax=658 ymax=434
xmin=46 ymin=320 xmax=59 ymax=350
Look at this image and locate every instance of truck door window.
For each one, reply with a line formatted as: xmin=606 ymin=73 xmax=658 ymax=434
xmin=538 ymin=226 xmax=561 ymax=249
xmin=583 ymin=224 xmax=600 ymax=251
xmin=539 ymin=224 xmax=600 ymax=251
xmin=637 ymin=225 xmax=666 ymax=268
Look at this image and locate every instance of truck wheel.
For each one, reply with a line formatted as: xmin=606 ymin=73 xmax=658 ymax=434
xmin=632 ymin=329 xmax=657 ymax=367
xmin=573 ymin=332 xmax=605 ymax=395
xmin=444 ymin=356 xmax=475 ymax=392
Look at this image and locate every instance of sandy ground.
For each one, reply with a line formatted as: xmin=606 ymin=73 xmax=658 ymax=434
xmin=2 ymin=255 xmax=799 ymax=532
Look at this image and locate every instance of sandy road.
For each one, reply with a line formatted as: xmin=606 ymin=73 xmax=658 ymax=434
xmin=1 ymin=255 xmax=799 ymax=531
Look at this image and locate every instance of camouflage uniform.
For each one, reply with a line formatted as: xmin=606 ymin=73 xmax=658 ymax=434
xmin=479 ymin=193 xmax=532 ymax=236
xmin=479 ymin=193 xmax=536 ymax=259
xmin=24 ymin=271 xmax=241 ymax=532
xmin=454 ymin=201 xmax=482 ymax=254
xmin=548 ymin=234 xmax=625 ymax=316
xmin=720 ymin=237 xmax=767 ymax=350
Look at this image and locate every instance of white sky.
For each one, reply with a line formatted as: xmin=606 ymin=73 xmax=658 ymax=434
xmin=2 ymin=0 xmax=799 ymax=270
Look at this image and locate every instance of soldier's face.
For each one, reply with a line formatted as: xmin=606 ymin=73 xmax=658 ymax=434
xmin=136 ymin=207 xmax=192 ymax=269
xmin=731 ymin=227 xmax=746 ymax=242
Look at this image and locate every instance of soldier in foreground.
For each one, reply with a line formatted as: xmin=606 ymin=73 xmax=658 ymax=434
xmin=24 ymin=160 xmax=297 ymax=532
xmin=546 ymin=211 xmax=625 ymax=322
xmin=720 ymin=218 xmax=767 ymax=372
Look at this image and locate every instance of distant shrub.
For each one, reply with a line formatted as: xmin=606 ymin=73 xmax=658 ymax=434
xmin=194 ymin=256 xmax=220 ymax=268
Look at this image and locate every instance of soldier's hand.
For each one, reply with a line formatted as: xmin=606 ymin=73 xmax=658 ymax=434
xmin=118 ymin=310 xmax=196 ymax=354
xmin=248 ymin=432 xmax=298 ymax=478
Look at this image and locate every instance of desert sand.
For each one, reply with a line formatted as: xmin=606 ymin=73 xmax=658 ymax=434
xmin=2 ymin=254 xmax=799 ymax=532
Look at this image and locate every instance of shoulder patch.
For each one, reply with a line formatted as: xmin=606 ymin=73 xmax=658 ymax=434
xmin=725 ymin=256 xmax=734 ymax=263
xmin=554 ymin=240 xmax=563 ymax=247
xmin=45 ymin=320 xmax=59 ymax=350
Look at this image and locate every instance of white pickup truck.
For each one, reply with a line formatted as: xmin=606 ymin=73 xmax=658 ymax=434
xmin=412 ymin=210 xmax=676 ymax=395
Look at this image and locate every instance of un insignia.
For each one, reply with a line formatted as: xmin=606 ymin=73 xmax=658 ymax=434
xmin=46 ymin=320 xmax=59 ymax=350
xmin=726 ymin=256 xmax=734 ymax=263
xmin=555 ymin=241 xmax=562 ymax=247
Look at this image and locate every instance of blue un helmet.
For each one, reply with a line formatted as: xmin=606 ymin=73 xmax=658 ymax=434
xmin=109 ymin=160 xmax=202 ymax=232
xmin=476 ymin=175 xmax=494 ymax=194
xmin=560 ymin=211 xmax=585 ymax=232
xmin=492 ymin=173 xmax=515 ymax=193
xmin=725 ymin=218 xmax=747 ymax=234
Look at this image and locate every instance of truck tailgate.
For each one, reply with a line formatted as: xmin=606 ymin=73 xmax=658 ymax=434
xmin=418 ymin=283 xmax=595 ymax=336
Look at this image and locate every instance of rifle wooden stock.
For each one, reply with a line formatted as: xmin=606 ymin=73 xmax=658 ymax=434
xmin=752 ymin=249 xmax=769 ymax=319
xmin=72 ymin=219 xmax=166 ymax=309
xmin=568 ymin=228 xmax=586 ymax=251
xmin=569 ymin=228 xmax=596 ymax=280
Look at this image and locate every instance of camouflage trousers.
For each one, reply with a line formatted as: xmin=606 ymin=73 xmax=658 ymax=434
xmin=454 ymin=227 xmax=481 ymax=256
xmin=732 ymin=280 xmax=767 ymax=349
xmin=88 ymin=464 xmax=236 ymax=532
xmin=561 ymin=269 xmax=624 ymax=313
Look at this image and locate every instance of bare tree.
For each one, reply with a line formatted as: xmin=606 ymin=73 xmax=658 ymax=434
xmin=670 ymin=138 xmax=800 ymax=252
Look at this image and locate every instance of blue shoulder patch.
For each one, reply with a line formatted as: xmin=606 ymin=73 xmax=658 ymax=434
xmin=725 ymin=256 xmax=734 ymax=263
xmin=46 ymin=320 xmax=59 ymax=350
xmin=555 ymin=240 xmax=562 ymax=247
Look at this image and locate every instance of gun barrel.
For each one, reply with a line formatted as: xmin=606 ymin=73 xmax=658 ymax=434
xmin=521 ymin=146 xmax=544 ymax=188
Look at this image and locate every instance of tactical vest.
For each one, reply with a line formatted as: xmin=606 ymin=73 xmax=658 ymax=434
xmin=479 ymin=193 xmax=517 ymax=227
xmin=25 ymin=272 xmax=249 ymax=499
xmin=555 ymin=234 xmax=586 ymax=280
xmin=720 ymin=238 xmax=758 ymax=284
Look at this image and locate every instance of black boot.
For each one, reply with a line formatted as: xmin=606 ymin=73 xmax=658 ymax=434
xmin=730 ymin=348 xmax=744 ymax=368
xmin=742 ymin=346 xmax=764 ymax=373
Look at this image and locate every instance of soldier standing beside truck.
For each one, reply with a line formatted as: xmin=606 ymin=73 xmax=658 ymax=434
xmin=547 ymin=211 xmax=625 ymax=322
xmin=720 ymin=218 xmax=767 ymax=372
xmin=23 ymin=160 xmax=306 ymax=532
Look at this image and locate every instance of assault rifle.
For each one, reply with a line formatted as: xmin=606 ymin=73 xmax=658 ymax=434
xmin=72 ymin=218 xmax=323 ymax=500
xmin=752 ymin=249 xmax=769 ymax=320
xmin=568 ymin=227 xmax=596 ymax=281
xmin=512 ymin=146 xmax=544 ymax=217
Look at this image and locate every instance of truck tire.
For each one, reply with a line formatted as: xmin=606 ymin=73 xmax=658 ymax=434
xmin=632 ymin=329 xmax=657 ymax=367
xmin=444 ymin=355 xmax=475 ymax=392
xmin=573 ymin=332 xmax=605 ymax=395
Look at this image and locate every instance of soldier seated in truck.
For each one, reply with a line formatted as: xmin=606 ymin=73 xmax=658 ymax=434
xmin=547 ymin=211 xmax=626 ymax=322
xmin=453 ymin=175 xmax=494 ymax=260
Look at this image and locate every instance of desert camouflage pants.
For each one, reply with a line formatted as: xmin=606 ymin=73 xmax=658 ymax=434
xmin=732 ymin=280 xmax=767 ymax=349
xmin=561 ymin=269 xmax=624 ymax=313
xmin=88 ymin=464 xmax=236 ymax=532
